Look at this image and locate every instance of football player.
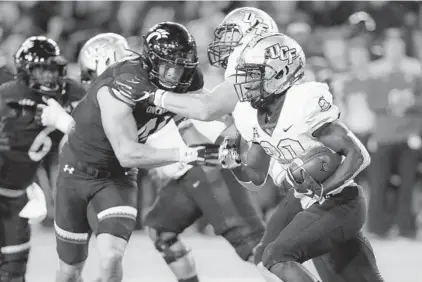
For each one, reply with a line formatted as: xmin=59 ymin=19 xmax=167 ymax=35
xmin=0 ymin=36 xmax=85 ymax=282
xmin=46 ymin=23 xmax=217 ymax=282
xmin=217 ymin=33 xmax=385 ymax=282
xmin=145 ymin=116 xmax=265 ymax=282
xmin=149 ymin=7 xmax=279 ymax=120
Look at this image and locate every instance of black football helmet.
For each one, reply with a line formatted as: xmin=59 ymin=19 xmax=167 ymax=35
xmin=14 ymin=36 xmax=67 ymax=96
xmin=143 ymin=22 xmax=198 ymax=93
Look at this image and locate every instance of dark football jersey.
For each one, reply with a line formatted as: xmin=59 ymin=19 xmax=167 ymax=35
xmin=68 ymin=57 xmax=175 ymax=170
xmin=0 ymin=78 xmax=84 ymax=190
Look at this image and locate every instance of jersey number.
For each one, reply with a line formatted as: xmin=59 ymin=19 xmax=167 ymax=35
xmin=28 ymin=127 xmax=55 ymax=162
xmin=260 ymin=138 xmax=304 ymax=163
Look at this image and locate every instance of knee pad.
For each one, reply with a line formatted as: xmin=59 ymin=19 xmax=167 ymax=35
xmin=0 ymin=250 xmax=29 ymax=281
xmin=147 ymin=228 xmax=197 ymax=280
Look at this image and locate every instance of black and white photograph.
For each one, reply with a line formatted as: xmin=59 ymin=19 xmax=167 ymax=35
xmin=0 ymin=1 xmax=421 ymax=281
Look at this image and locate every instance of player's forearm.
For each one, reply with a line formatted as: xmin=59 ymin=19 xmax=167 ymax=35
xmin=323 ymin=145 xmax=370 ymax=194
xmin=158 ymin=90 xmax=217 ymax=121
xmin=117 ymin=143 xmax=180 ymax=169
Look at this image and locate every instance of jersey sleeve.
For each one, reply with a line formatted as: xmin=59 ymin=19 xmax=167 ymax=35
xmin=108 ymin=60 xmax=157 ymax=107
xmin=303 ymin=84 xmax=340 ymax=134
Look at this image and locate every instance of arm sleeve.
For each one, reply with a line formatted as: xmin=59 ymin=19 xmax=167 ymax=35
xmin=108 ymin=63 xmax=157 ymax=107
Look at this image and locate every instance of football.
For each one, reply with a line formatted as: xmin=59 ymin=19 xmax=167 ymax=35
xmin=287 ymin=146 xmax=342 ymax=184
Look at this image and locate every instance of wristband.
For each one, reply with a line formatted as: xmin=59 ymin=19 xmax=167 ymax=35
xmin=154 ymin=89 xmax=168 ymax=108
xmin=178 ymin=147 xmax=198 ymax=164
xmin=56 ymin=112 xmax=75 ymax=134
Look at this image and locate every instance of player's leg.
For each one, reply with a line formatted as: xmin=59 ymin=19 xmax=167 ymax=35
xmin=253 ymin=189 xmax=302 ymax=265
xmin=144 ymin=168 xmax=204 ymax=282
xmin=0 ymin=194 xmax=30 ymax=282
xmin=86 ymin=171 xmax=138 ymax=282
xmin=254 ymin=189 xmax=345 ymax=282
xmin=318 ymin=231 xmax=384 ymax=282
xmin=55 ymin=160 xmax=92 ymax=282
xmin=187 ymin=167 xmax=265 ymax=261
xmin=261 ymin=186 xmax=367 ymax=282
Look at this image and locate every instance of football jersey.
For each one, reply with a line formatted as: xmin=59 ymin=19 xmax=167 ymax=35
xmin=233 ymin=81 xmax=345 ymax=208
xmin=0 ymin=78 xmax=84 ymax=190
xmin=68 ymin=57 xmax=175 ymax=170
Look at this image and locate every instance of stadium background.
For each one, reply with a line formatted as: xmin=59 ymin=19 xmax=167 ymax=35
xmin=1 ymin=1 xmax=422 ymax=281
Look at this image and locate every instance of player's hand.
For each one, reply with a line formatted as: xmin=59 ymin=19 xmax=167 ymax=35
xmin=19 ymin=182 xmax=47 ymax=224
xmin=37 ymin=97 xmax=74 ymax=133
xmin=179 ymin=144 xmax=220 ymax=166
xmin=218 ymin=136 xmax=242 ymax=169
xmin=290 ymin=169 xmax=325 ymax=203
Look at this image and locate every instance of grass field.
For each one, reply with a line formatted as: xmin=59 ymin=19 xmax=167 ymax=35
xmin=27 ymin=227 xmax=422 ymax=282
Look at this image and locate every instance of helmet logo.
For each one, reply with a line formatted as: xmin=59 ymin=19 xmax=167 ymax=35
xmin=146 ymin=29 xmax=170 ymax=42
xmin=266 ymin=43 xmax=298 ymax=65
xmin=241 ymin=11 xmax=269 ymax=35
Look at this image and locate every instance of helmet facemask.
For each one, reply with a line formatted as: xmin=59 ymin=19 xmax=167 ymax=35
xmin=147 ymin=45 xmax=198 ymax=92
xmin=234 ymin=60 xmax=304 ymax=108
xmin=22 ymin=56 xmax=67 ymax=96
xmin=207 ymin=23 xmax=243 ymax=68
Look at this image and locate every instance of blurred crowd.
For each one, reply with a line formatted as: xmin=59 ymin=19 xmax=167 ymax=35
xmin=1 ymin=0 xmax=422 ymax=239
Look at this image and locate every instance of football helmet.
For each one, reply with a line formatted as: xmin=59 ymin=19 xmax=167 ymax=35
xmin=208 ymin=7 xmax=278 ymax=69
xmin=347 ymin=11 xmax=376 ymax=39
xmin=79 ymin=33 xmax=130 ymax=85
xmin=15 ymin=36 xmax=67 ymax=96
xmin=143 ymin=21 xmax=198 ymax=92
xmin=234 ymin=33 xmax=305 ymax=108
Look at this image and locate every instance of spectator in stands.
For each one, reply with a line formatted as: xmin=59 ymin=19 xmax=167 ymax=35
xmin=366 ymin=28 xmax=422 ymax=239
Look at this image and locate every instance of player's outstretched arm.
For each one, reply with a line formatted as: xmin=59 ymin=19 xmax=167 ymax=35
xmin=155 ymin=79 xmax=238 ymax=121
xmin=98 ymin=86 xmax=185 ymax=169
xmin=313 ymin=120 xmax=370 ymax=194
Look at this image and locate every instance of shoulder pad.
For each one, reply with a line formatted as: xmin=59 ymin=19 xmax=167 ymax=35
xmin=109 ymin=58 xmax=157 ymax=106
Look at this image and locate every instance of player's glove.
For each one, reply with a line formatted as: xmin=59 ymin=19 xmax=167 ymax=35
xmin=179 ymin=144 xmax=220 ymax=166
xmin=218 ymin=136 xmax=242 ymax=169
xmin=19 ymin=182 xmax=47 ymax=224
xmin=288 ymin=168 xmax=325 ymax=203
xmin=36 ymin=97 xmax=74 ymax=134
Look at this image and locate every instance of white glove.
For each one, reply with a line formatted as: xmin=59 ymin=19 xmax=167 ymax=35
xmin=178 ymin=144 xmax=219 ymax=166
xmin=218 ymin=136 xmax=241 ymax=169
xmin=38 ymin=98 xmax=75 ymax=134
xmin=19 ymin=183 xmax=47 ymax=225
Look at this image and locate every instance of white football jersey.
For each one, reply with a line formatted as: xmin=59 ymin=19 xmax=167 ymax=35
xmin=233 ymin=82 xmax=344 ymax=208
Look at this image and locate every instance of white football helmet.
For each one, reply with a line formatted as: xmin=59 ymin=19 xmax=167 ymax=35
xmin=208 ymin=7 xmax=278 ymax=68
xmin=234 ymin=33 xmax=305 ymax=107
xmin=78 ymin=33 xmax=129 ymax=84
